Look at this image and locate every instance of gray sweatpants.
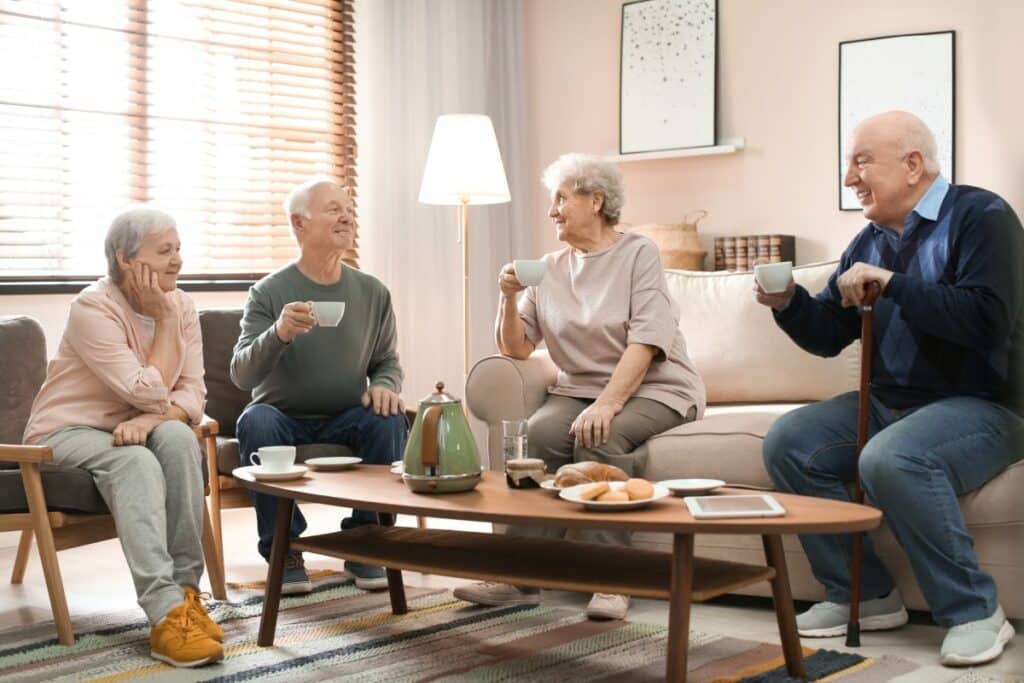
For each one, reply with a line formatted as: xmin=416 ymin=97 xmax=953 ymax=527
xmin=42 ymin=421 xmax=205 ymax=624
xmin=509 ymin=394 xmax=694 ymax=546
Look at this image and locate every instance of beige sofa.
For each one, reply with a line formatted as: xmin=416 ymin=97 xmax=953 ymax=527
xmin=465 ymin=260 xmax=1024 ymax=618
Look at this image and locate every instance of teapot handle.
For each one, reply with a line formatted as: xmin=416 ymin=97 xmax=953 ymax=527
xmin=421 ymin=405 xmax=443 ymax=468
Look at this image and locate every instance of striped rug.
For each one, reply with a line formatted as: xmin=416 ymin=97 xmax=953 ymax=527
xmin=0 ymin=580 xmax=1001 ymax=682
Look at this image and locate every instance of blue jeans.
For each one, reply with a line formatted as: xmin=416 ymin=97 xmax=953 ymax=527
xmin=237 ymin=403 xmax=408 ymax=560
xmin=763 ymin=391 xmax=1024 ymax=627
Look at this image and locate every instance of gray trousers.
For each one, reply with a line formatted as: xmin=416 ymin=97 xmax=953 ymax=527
xmin=42 ymin=421 xmax=205 ymax=624
xmin=508 ymin=394 xmax=693 ymax=546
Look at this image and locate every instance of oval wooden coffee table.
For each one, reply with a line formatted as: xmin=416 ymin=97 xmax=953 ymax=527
xmin=235 ymin=466 xmax=881 ymax=682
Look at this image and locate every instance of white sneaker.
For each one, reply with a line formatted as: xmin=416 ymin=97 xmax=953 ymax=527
xmin=586 ymin=593 xmax=630 ymax=620
xmin=453 ymin=582 xmax=541 ymax=606
xmin=796 ymin=588 xmax=908 ymax=637
xmin=940 ymin=605 xmax=1015 ymax=667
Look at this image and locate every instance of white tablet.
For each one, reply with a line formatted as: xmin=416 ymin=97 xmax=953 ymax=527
xmin=684 ymin=494 xmax=786 ymax=519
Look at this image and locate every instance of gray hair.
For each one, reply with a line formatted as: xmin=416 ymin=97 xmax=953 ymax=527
xmin=104 ymin=206 xmax=176 ymax=281
xmin=283 ymin=174 xmax=338 ymax=220
xmin=541 ymin=153 xmax=625 ymax=226
xmin=898 ymin=118 xmax=941 ymax=175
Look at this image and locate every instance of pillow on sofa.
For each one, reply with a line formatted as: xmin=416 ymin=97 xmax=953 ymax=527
xmin=665 ymin=260 xmax=860 ymax=403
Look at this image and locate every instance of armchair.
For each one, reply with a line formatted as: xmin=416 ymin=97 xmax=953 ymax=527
xmin=1 ymin=315 xmax=226 ymax=645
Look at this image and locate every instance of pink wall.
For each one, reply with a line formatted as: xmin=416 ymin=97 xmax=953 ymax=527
xmin=523 ymin=0 xmax=1024 ymax=266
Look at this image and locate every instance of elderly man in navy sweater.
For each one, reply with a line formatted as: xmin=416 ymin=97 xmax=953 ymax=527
xmin=755 ymin=111 xmax=1022 ymax=667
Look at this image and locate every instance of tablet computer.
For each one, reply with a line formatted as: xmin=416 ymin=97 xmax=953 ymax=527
xmin=684 ymin=494 xmax=786 ymax=519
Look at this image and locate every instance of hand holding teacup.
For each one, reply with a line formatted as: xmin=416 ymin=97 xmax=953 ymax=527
xmin=498 ymin=259 xmax=547 ymax=299
xmin=752 ymin=260 xmax=796 ymax=311
xmin=498 ymin=263 xmax=526 ymax=298
xmin=275 ymin=301 xmax=316 ymax=343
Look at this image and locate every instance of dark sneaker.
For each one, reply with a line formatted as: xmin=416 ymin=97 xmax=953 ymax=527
xmin=281 ymin=553 xmax=312 ymax=595
xmin=344 ymin=560 xmax=388 ymax=591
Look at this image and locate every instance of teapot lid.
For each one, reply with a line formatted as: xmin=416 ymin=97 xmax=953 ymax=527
xmin=420 ymin=381 xmax=462 ymax=405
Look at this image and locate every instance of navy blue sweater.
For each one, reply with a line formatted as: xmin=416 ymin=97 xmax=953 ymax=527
xmin=775 ymin=183 xmax=1024 ymax=414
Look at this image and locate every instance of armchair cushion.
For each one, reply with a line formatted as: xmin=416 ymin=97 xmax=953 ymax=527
xmin=0 ymin=316 xmax=47 ymax=469
xmin=198 ymin=309 xmax=251 ymax=438
xmin=0 ymin=465 xmax=107 ymax=514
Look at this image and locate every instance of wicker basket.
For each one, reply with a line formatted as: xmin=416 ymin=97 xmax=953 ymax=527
xmin=625 ymin=210 xmax=708 ymax=271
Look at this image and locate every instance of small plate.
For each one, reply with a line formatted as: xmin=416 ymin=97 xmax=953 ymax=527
xmin=558 ymin=481 xmax=670 ymax=511
xmin=658 ymin=478 xmax=726 ymax=496
xmin=305 ymin=456 xmax=362 ymax=471
xmin=236 ymin=464 xmax=308 ymax=482
xmin=539 ymin=479 xmax=562 ymax=494
xmin=390 ymin=461 xmax=404 ymax=475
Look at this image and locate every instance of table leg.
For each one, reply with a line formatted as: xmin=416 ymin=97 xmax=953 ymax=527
xmin=387 ymin=569 xmax=407 ymax=614
xmin=666 ymin=533 xmax=695 ymax=682
xmin=258 ymin=497 xmax=294 ymax=647
xmin=762 ymin=534 xmax=805 ymax=678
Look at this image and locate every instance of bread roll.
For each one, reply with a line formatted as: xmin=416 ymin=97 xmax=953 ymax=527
xmin=623 ymin=478 xmax=654 ymax=501
xmin=596 ymin=490 xmax=630 ymax=502
xmin=554 ymin=462 xmax=629 ymax=488
xmin=578 ymin=481 xmax=609 ymax=501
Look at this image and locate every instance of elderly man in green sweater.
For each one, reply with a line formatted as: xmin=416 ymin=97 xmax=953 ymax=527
xmin=231 ymin=175 xmax=407 ymax=594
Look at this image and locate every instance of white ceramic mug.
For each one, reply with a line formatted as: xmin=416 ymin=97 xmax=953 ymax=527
xmin=312 ymin=301 xmax=346 ymax=327
xmin=754 ymin=261 xmax=793 ymax=294
xmin=250 ymin=445 xmax=297 ymax=473
xmin=513 ymin=259 xmax=546 ymax=286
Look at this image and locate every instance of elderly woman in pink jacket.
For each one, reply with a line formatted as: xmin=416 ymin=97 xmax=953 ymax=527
xmin=22 ymin=207 xmax=223 ymax=668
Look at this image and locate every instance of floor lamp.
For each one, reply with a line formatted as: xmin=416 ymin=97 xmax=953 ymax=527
xmin=418 ymin=114 xmax=511 ymax=380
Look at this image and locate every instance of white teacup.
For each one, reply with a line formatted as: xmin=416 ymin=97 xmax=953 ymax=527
xmin=513 ymin=259 xmax=546 ymax=287
xmin=250 ymin=445 xmax=296 ymax=473
xmin=754 ymin=261 xmax=793 ymax=294
xmin=312 ymin=301 xmax=346 ymax=327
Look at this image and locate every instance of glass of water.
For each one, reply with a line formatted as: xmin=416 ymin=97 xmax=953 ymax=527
xmin=501 ymin=419 xmax=528 ymax=464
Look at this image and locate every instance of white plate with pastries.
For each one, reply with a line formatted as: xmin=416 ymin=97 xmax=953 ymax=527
xmin=558 ymin=480 xmax=670 ymax=511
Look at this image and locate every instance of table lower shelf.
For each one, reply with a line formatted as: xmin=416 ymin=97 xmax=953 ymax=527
xmin=292 ymin=526 xmax=775 ymax=601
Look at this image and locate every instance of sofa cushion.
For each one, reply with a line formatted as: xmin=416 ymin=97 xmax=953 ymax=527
xmin=216 ymin=436 xmax=356 ymax=475
xmin=665 ymin=261 xmax=860 ymax=403
xmin=198 ymin=309 xmax=252 ymax=437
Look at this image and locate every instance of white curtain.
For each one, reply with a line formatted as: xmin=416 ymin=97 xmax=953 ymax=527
xmin=355 ymin=0 xmax=530 ymax=416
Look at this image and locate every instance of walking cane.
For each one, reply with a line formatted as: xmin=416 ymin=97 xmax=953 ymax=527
xmin=847 ymin=280 xmax=882 ymax=647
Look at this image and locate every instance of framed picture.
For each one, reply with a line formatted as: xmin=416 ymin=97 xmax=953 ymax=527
xmin=620 ymin=0 xmax=717 ymax=154
xmin=838 ymin=31 xmax=955 ymax=210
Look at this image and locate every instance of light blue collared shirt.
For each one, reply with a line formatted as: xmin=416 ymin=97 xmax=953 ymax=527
xmin=902 ymin=175 xmax=950 ymax=238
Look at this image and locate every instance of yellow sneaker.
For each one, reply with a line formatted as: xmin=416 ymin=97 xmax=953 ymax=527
xmin=150 ymin=602 xmax=224 ymax=668
xmin=184 ymin=587 xmax=225 ymax=642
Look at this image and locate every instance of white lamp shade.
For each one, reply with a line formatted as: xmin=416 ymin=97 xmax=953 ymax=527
xmin=418 ymin=114 xmax=511 ymax=205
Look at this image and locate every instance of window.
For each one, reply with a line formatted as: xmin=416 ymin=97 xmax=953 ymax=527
xmin=0 ymin=0 xmax=357 ymax=285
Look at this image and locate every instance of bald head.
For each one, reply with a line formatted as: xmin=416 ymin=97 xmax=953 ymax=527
xmin=853 ymin=111 xmax=940 ymax=175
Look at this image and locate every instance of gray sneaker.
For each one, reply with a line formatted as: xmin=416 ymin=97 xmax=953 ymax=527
xmin=940 ymin=605 xmax=1015 ymax=666
xmin=453 ymin=582 xmax=541 ymax=607
xmin=797 ymin=588 xmax=908 ymax=637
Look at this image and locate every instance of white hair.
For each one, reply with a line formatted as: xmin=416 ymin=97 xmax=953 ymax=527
xmin=283 ymin=174 xmax=339 ymax=220
xmin=104 ymin=205 xmax=176 ymax=281
xmin=899 ymin=120 xmax=941 ymax=175
xmin=541 ymin=153 xmax=625 ymax=226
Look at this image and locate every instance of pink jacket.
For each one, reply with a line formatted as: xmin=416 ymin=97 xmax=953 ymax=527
xmin=23 ymin=278 xmax=206 ymax=445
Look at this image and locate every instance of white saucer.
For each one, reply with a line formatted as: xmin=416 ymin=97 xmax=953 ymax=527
xmin=236 ymin=464 xmax=308 ymax=482
xmin=558 ymin=481 xmax=670 ymax=511
xmin=390 ymin=461 xmax=404 ymax=475
xmin=658 ymin=478 xmax=726 ymax=496
xmin=539 ymin=479 xmax=562 ymax=495
xmin=305 ymin=456 xmax=362 ymax=471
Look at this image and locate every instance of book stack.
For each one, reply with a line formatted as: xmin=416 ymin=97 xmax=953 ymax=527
xmin=713 ymin=234 xmax=795 ymax=272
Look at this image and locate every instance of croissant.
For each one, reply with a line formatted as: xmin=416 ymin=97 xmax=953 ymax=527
xmin=554 ymin=461 xmax=629 ymax=488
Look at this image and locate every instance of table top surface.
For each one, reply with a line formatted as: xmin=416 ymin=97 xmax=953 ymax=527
xmin=234 ymin=466 xmax=881 ymax=535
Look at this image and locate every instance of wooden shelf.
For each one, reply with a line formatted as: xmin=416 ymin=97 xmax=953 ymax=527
xmin=606 ymin=138 xmax=744 ymax=163
xmin=292 ymin=525 xmax=775 ymax=601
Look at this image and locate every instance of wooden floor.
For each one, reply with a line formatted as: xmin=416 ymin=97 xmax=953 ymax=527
xmin=1 ymin=503 xmax=1021 ymax=679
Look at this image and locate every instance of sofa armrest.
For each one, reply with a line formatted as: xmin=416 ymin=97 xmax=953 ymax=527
xmin=0 ymin=444 xmax=53 ymax=464
xmin=465 ymin=350 xmax=558 ymax=469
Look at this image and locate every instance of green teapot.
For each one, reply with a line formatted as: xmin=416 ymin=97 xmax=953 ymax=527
xmin=402 ymin=382 xmax=481 ymax=493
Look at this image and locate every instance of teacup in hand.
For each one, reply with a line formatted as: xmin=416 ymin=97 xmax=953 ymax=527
xmin=251 ymin=445 xmax=296 ymax=472
xmin=754 ymin=261 xmax=793 ymax=294
xmin=513 ymin=259 xmax=546 ymax=287
xmin=311 ymin=301 xmax=346 ymax=327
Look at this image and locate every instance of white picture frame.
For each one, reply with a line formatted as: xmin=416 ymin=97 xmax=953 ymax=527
xmin=620 ymin=0 xmax=717 ymax=154
xmin=839 ymin=31 xmax=955 ymax=210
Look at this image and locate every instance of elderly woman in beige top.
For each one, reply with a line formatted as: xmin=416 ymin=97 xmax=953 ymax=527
xmin=22 ymin=207 xmax=224 ymax=667
xmin=455 ymin=153 xmax=706 ymax=621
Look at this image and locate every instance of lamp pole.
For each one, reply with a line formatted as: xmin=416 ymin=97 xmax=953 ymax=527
xmin=459 ymin=196 xmax=470 ymax=379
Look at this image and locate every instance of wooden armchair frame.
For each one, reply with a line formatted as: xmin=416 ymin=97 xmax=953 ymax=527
xmin=4 ymin=422 xmax=227 ymax=645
